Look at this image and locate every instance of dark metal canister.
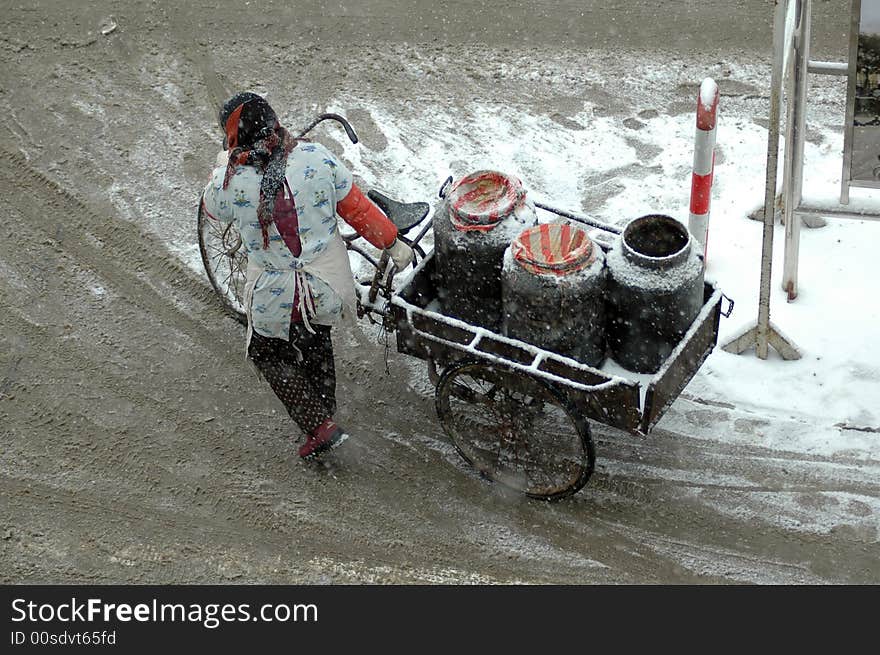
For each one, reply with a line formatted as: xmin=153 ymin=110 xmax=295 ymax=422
xmin=501 ymin=224 xmax=607 ymax=367
xmin=605 ymin=214 xmax=704 ymax=373
xmin=434 ymin=171 xmax=537 ymax=330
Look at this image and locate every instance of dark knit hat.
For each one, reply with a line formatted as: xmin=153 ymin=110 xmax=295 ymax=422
xmin=218 ymin=92 xmax=278 ymax=150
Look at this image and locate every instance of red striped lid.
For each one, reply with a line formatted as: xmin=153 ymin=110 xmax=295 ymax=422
xmin=447 ymin=170 xmax=525 ymax=232
xmin=512 ymin=223 xmax=595 ymax=276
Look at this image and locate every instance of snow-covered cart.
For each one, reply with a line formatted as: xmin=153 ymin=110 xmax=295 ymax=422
xmin=380 ymin=249 xmax=729 ymax=500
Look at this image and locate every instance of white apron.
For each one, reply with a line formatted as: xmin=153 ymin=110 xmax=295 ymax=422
xmin=244 ymin=230 xmax=356 ymax=359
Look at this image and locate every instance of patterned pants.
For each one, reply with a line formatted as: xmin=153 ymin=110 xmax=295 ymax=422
xmin=247 ymin=323 xmax=337 ymax=435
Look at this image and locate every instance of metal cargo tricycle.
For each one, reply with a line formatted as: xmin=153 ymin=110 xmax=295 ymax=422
xmin=198 ymin=114 xmax=733 ymax=501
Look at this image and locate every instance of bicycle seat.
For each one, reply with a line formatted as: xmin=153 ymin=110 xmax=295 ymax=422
xmin=368 ymin=189 xmax=430 ymax=234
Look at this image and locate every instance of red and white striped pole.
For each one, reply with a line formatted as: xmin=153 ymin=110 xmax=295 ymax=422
xmin=688 ymin=78 xmax=719 ymax=263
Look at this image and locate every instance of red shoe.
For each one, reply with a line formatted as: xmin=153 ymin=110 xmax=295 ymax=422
xmin=298 ymin=419 xmax=349 ymax=460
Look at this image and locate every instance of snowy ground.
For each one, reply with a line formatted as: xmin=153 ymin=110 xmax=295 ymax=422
xmin=1 ymin=1 xmax=877 ymax=584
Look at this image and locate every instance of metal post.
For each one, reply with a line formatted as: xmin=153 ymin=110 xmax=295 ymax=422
xmin=722 ymin=0 xmax=801 ymax=361
xmin=841 ymin=0 xmax=863 ymax=205
xmin=688 ymin=78 xmax=719 ymax=262
xmin=782 ymin=0 xmax=811 ymax=301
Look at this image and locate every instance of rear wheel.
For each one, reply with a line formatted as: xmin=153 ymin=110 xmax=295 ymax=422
xmin=435 ymin=359 xmax=594 ymax=500
xmin=197 ymin=198 xmax=247 ymax=324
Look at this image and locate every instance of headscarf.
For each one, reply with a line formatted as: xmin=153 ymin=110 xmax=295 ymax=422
xmin=219 ymin=92 xmax=299 ymax=249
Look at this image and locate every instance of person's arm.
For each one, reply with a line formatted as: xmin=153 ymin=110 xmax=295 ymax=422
xmin=336 ymin=184 xmax=398 ymax=249
xmin=326 ymin=145 xmax=413 ymax=269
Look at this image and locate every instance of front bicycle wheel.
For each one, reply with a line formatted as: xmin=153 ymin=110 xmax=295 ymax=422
xmin=435 ymin=359 xmax=594 ymax=500
xmin=197 ymin=198 xmax=247 ymax=324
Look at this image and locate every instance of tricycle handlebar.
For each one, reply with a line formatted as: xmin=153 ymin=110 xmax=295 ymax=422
xmin=297 ymin=113 xmax=359 ymax=144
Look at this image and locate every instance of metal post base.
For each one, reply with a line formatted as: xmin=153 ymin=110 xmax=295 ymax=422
xmin=721 ymin=321 xmax=802 ymax=360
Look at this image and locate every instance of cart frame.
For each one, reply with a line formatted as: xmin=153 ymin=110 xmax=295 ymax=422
xmin=381 ymin=251 xmax=728 ymax=437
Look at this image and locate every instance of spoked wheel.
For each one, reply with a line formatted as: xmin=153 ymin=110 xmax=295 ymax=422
xmin=197 ymin=199 xmax=247 ymax=324
xmin=435 ymin=359 xmax=595 ymax=500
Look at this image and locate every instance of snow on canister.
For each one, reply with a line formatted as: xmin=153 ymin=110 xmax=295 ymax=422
xmin=605 ymin=214 xmax=704 ymax=374
xmin=502 ymin=223 xmax=607 ymax=367
xmin=434 ymin=171 xmax=538 ymax=330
